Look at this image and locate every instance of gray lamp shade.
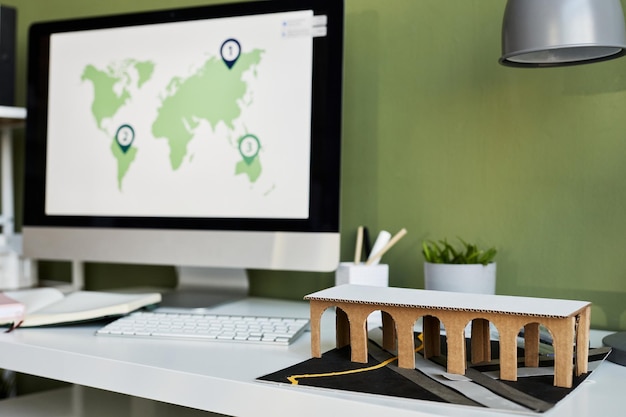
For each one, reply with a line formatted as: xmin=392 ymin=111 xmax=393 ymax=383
xmin=500 ymin=0 xmax=626 ymax=67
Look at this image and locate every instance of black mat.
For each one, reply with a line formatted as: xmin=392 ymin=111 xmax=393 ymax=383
xmin=258 ymin=333 xmax=610 ymax=414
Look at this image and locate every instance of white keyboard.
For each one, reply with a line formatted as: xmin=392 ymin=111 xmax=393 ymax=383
xmin=96 ymin=310 xmax=310 ymax=346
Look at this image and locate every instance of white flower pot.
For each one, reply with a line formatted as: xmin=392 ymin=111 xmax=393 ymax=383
xmin=424 ymin=262 xmax=496 ymax=295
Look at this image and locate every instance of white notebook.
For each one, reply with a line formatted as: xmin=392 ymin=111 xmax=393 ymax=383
xmin=0 ymin=287 xmax=161 ymax=327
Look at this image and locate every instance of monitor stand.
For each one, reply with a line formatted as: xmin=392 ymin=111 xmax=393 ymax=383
xmin=159 ymin=266 xmax=249 ymax=309
xmin=64 ymin=261 xmax=248 ymax=309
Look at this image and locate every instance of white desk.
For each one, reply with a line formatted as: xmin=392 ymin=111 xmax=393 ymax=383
xmin=0 ymin=297 xmax=624 ymax=417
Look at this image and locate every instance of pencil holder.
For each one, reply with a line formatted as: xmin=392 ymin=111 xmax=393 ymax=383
xmin=335 ymin=262 xmax=389 ymax=287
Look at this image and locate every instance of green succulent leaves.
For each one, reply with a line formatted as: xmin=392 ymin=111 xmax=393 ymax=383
xmin=422 ymin=238 xmax=496 ymax=265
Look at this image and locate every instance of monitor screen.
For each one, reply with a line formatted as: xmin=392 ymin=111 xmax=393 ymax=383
xmin=23 ymin=0 xmax=343 ymax=274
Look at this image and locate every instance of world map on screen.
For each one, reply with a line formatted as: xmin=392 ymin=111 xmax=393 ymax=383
xmin=45 ymin=10 xmax=314 ymax=219
xmin=81 ymin=47 xmax=264 ymax=191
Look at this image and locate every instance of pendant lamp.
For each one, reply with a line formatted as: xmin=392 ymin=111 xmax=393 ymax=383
xmin=500 ymin=0 xmax=626 ymax=67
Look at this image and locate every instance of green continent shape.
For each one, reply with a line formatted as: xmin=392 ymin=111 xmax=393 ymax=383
xmin=82 ymin=60 xmax=155 ymax=129
xmin=82 ymin=65 xmax=131 ymax=129
xmin=235 ymin=156 xmax=262 ymax=183
xmin=152 ymin=49 xmax=264 ymax=170
xmin=134 ymin=61 xmax=155 ymax=88
xmin=111 ymin=140 xmax=137 ymax=190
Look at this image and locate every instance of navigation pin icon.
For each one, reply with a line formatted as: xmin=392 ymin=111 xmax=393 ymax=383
xmin=238 ymin=134 xmax=260 ymax=165
xmin=115 ymin=124 xmax=135 ymax=153
xmin=220 ymin=38 xmax=241 ymax=69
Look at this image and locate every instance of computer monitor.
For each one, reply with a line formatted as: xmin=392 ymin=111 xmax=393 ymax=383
xmin=22 ymin=0 xmax=343 ymax=291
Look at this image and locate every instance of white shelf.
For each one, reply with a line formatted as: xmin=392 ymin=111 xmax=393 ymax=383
xmin=0 ymin=297 xmax=624 ymax=417
xmin=0 ymin=106 xmax=26 ymax=128
xmin=0 ymin=106 xmax=25 ymax=236
xmin=0 ymin=106 xmax=35 ymax=290
xmin=0 ymin=106 xmax=26 ymax=123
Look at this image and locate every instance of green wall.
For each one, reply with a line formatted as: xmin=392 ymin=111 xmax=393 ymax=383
xmin=6 ymin=0 xmax=626 ymax=331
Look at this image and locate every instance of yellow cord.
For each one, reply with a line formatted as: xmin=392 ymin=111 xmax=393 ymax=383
xmin=288 ymin=334 xmax=424 ymax=385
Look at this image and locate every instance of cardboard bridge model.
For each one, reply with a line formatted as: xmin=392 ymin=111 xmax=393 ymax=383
xmin=305 ymin=285 xmax=591 ymax=388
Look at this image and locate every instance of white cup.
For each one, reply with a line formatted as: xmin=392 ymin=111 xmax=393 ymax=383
xmin=335 ymin=262 xmax=389 ymax=287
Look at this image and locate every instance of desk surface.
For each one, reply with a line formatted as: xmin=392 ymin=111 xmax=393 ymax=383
xmin=0 ymin=297 xmax=623 ymax=417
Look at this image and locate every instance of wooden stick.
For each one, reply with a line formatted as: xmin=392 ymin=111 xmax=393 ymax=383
xmin=365 ymin=228 xmax=407 ymax=266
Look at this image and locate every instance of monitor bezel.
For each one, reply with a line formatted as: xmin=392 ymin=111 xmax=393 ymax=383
xmin=24 ymin=0 xmax=343 ymax=235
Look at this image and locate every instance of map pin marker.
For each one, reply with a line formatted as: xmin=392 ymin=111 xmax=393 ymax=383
xmin=220 ymin=38 xmax=241 ymax=69
xmin=115 ymin=124 xmax=135 ymax=153
xmin=238 ymin=134 xmax=260 ymax=165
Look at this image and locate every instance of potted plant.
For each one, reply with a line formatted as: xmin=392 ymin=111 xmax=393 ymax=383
xmin=422 ymin=238 xmax=497 ymax=294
